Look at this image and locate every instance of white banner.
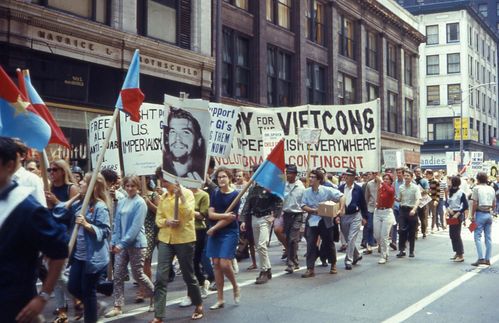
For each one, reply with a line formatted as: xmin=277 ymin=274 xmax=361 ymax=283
xmin=88 ymin=115 xmax=121 ymax=173
xmin=208 ymin=103 xmax=240 ymax=157
xmin=214 ymin=100 xmax=381 ymax=172
xmin=262 ymin=129 xmax=284 ymax=159
xmin=120 ymin=103 xmax=164 ymax=176
xmin=383 ymin=149 xmax=405 ymax=169
xmin=162 ymin=95 xmax=211 ymax=188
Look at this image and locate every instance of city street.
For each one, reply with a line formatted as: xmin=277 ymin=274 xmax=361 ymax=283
xmin=43 ymin=219 xmax=499 ymax=323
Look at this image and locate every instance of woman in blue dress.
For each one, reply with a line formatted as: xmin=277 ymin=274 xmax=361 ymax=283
xmin=206 ymin=166 xmax=240 ymax=310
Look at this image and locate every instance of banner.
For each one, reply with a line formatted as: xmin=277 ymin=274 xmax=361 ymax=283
xmin=88 ymin=115 xmax=121 ymax=173
xmin=214 ymin=100 xmax=380 ymax=172
xmin=383 ymin=149 xmax=405 ymax=169
xmin=162 ymin=95 xmax=211 ymax=188
xmin=208 ymin=103 xmax=240 ymax=157
xmin=120 ymin=103 xmax=163 ymax=176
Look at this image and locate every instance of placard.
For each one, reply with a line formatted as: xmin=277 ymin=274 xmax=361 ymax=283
xmin=208 ymin=103 xmax=240 ymax=157
xmin=88 ymin=115 xmax=121 ymax=173
xmin=383 ymin=149 xmax=405 ymax=169
xmin=262 ymin=129 xmax=284 ymax=159
xmin=298 ymin=128 xmax=322 ymax=145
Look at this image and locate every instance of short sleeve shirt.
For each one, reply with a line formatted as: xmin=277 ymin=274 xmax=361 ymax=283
xmin=471 ymin=184 xmax=495 ymax=208
xmin=399 ymin=183 xmax=421 ymax=207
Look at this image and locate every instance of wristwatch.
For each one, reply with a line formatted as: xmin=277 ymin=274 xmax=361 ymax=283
xmin=38 ymin=291 xmax=50 ymax=302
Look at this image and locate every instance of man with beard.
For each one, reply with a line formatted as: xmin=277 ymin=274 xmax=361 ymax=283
xmin=163 ymin=107 xmax=206 ymax=181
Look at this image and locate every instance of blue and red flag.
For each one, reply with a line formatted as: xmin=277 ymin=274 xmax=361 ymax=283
xmin=0 ymin=66 xmax=50 ymax=150
xmin=115 ymin=49 xmax=145 ymax=122
xmin=251 ymin=139 xmax=286 ymax=199
xmin=21 ymin=70 xmax=71 ymax=148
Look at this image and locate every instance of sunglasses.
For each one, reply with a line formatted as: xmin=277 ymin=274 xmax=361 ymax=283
xmin=27 ymin=168 xmax=37 ymax=172
xmin=47 ymin=168 xmax=60 ymax=172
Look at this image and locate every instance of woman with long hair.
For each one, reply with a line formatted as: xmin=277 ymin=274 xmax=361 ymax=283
xmin=56 ymin=173 xmax=111 ymax=322
xmin=373 ymin=173 xmax=396 ymax=264
xmin=446 ymin=176 xmax=468 ymax=262
xmin=206 ymin=167 xmax=241 ymax=310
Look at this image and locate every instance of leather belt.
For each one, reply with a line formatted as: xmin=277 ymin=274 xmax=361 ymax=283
xmin=253 ymin=212 xmax=272 ymax=218
xmin=377 ymin=207 xmax=390 ymax=210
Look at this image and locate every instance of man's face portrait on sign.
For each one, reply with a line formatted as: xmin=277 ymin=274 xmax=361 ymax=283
xmin=163 ymin=107 xmax=206 ymax=181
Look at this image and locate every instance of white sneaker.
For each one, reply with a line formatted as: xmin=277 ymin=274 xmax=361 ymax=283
xmin=179 ymin=296 xmax=192 ymax=307
xmin=378 ymin=257 xmax=387 ymax=264
xmin=232 ymin=259 xmax=239 ymax=274
xmin=200 ymin=280 xmax=210 ymax=299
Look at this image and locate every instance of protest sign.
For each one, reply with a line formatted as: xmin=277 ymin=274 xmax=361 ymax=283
xmin=383 ymin=149 xmax=405 ymax=169
xmin=214 ymin=99 xmax=380 ymax=172
xmin=262 ymin=129 xmax=284 ymax=158
xmin=162 ymin=95 xmax=211 ymax=189
xmin=88 ymin=115 xmax=121 ymax=173
xmin=120 ymin=103 xmax=163 ymax=176
xmin=469 ymin=151 xmax=483 ymax=177
xmin=208 ymin=103 xmax=240 ymax=157
xmin=298 ymin=128 xmax=322 ymax=145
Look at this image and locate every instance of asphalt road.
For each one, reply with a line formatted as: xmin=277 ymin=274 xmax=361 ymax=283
xmin=43 ymin=218 xmax=499 ymax=323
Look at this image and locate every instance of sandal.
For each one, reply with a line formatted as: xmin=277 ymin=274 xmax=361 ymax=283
xmin=191 ymin=308 xmax=204 ymax=320
xmin=246 ymin=264 xmax=257 ymax=270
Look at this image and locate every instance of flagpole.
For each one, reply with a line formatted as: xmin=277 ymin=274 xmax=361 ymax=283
xmin=68 ymin=108 xmax=120 ymax=253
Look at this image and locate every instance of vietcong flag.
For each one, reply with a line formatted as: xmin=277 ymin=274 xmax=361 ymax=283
xmin=21 ymin=70 xmax=71 ymax=148
xmin=251 ymin=138 xmax=286 ymax=199
xmin=115 ymin=49 xmax=145 ymax=122
xmin=0 ymin=66 xmax=50 ymax=150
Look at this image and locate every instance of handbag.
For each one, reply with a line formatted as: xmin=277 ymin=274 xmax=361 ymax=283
xmin=468 ymin=221 xmax=477 ymax=233
xmin=446 ymin=217 xmax=460 ymax=225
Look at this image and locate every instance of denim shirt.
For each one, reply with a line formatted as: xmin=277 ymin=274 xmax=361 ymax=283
xmin=112 ymin=194 xmax=148 ymax=249
xmin=53 ymin=200 xmax=110 ymax=273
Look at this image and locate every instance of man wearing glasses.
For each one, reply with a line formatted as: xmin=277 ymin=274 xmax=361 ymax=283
xmin=163 ymin=107 xmax=206 ymax=181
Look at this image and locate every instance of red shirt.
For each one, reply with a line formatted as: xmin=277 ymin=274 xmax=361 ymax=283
xmin=377 ymin=182 xmax=395 ymax=208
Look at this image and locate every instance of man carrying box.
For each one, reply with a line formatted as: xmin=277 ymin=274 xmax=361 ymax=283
xmin=301 ymin=170 xmax=344 ymax=278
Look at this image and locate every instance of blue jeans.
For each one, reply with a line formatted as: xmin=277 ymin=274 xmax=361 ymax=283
xmin=68 ymin=259 xmax=102 ymax=323
xmin=391 ymin=208 xmax=400 ymax=243
xmin=474 ymin=211 xmax=492 ymax=260
xmin=363 ymin=212 xmax=376 ymax=246
xmin=437 ymin=199 xmax=445 ymax=228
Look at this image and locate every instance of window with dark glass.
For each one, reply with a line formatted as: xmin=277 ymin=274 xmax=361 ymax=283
xmin=478 ymin=3 xmax=488 ymax=17
xmin=306 ymin=62 xmax=325 ymax=104
xmin=446 ymin=23 xmax=459 ymax=43
xmin=426 ymin=55 xmax=439 ymax=75
xmin=43 ymin=0 xmax=110 ymax=24
xmin=447 ymin=84 xmax=461 ymax=105
xmin=305 ymin=0 xmax=324 ymax=45
xmin=427 ymin=119 xmax=454 ymax=141
xmin=222 ymin=28 xmax=250 ymax=100
xmin=426 ymin=25 xmax=439 ymax=45
xmin=267 ymin=46 xmax=291 ymax=106
xmin=405 ymin=99 xmax=416 ymax=137
xmin=224 ymin=0 xmax=248 ymax=10
xmin=404 ymin=53 xmax=412 ymax=86
xmin=366 ymin=31 xmax=378 ymax=70
xmin=339 ymin=16 xmax=355 ymax=60
xmin=427 ymin=85 xmax=440 ymax=105
xmin=469 ymin=85 xmax=474 ymax=108
xmin=266 ymin=0 xmax=291 ymax=30
xmin=447 ymin=53 xmax=460 ymax=74
xmin=337 ymin=73 xmax=356 ymax=105
xmin=496 ymin=2 xmax=499 ymax=16
xmin=387 ymin=91 xmax=398 ymax=133
xmin=367 ymin=83 xmax=379 ymax=101
xmin=387 ymin=42 xmax=397 ymax=78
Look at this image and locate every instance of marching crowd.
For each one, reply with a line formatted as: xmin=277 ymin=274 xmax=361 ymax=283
xmin=0 ymin=136 xmax=497 ymax=323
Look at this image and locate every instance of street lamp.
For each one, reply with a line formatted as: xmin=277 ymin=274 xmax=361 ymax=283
xmin=458 ymin=82 xmax=496 ymax=172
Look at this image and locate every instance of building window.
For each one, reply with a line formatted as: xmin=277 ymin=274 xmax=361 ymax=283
xmin=267 ymin=46 xmax=291 ymax=106
xmin=477 ymin=89 xmax=480 ymax=109
xmin=45 ymin=0 xmax=110 ymax=24
xmin=469 ymin=85 xmax=474 ymax=108
xmin=266 ymin=0 xmax=291 ymax=30
xmin=404 ymin=53 xmax=413 ymax=86
xmin=366 ymin=31 xmax=378 ymax=70
xmin=387 ymin=42 xmax=397 ymax=78
xmin=469 ymin=26 xmax=473 ymax=47
xmin=224 ymin=0 xmax=248 ymax=10
xmin=222 ymin=28 xmax=250 ymax=100
xmin=497 ymin=2 xmax=499 ymax=16
xmin=138 ymin=0 xmax=186 ymax=46
xmin=483 ymin=92 xmax=486 ymax=112
xmin=427 ymin=119 xmax=454 ymax=141
xmin=483 ymin=123 xmax=487 ymax=144
xmin=305 ymin=0 xmax=324 ymax=45
xmin=426 ymin=55 xmax=439 ymax=75
xmin=469 ymin=56 xmax=473 ymax=77
xmin=387 ymin=92 xmax=398 ymax=133
xmin=339 ymin=16 xmax=355 ymax=60
xmin=477 ymin=120 xmax=481 ymax=141
xmin=497 ymin=22 xmax=499 ymax=32
xmin=427 ymin=85 xmax=440 ymax=105
xmin=367 ymin=83 xmax=379 ymax=101
xmin=479 ymin=3 xmax=488 ymax=17
xmin=489 ymin=97 xmax=492 ymax=115
xmin=446 ymin=23 xmax=459 ymax=43
xmin=447 ymin=53 xmax=460 ymax=74
xmin=306 ymin=62 xmax=326 ymax=105
xmin=426 ymin=25 xmax=439 ymax=45
xmin=447 ymin=84 xmax=461 ymax=105
xmin=338 ymin=73 xmax=356 ymax=105
xmin=405 ymin=99 xmax=415 ymax=137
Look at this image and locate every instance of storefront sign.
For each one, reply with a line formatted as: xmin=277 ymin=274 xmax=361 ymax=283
xmin=420 ymin=153 xmax=446 ymax=168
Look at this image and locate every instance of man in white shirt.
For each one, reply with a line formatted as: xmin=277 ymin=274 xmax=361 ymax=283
xmin=12 ymin=140 xmax=46 ymax=206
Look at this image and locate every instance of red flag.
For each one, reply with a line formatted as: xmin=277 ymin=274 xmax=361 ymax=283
xmin=19 ymin=70 xmax=71 ymax=148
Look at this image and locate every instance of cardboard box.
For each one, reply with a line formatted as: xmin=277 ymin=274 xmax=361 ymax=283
xmin=317 ymin=201 xmax=339 ymax=217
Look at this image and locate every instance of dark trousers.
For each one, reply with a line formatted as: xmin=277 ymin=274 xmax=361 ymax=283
xmin=68 ymin=259 xmax=102 ymax=323
xmin=283 ymin=212 xmax=303 ymax=267
xmin=305 ymin=219 xmax=336 ymax=269
xmin=154 ymin=242 xmax=201 ymax=319
xmin=449 ymin=222 xmax=464 ymax=255
xmin=1 ymin=294 xmax=33 ymax=323
xmin=417 ymin=204 xmax=428 ymax=236
xmin=398 ymin=206 xmax=418 ymax=253
xmin=194 ymin=229 xmax=207 ymax=285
